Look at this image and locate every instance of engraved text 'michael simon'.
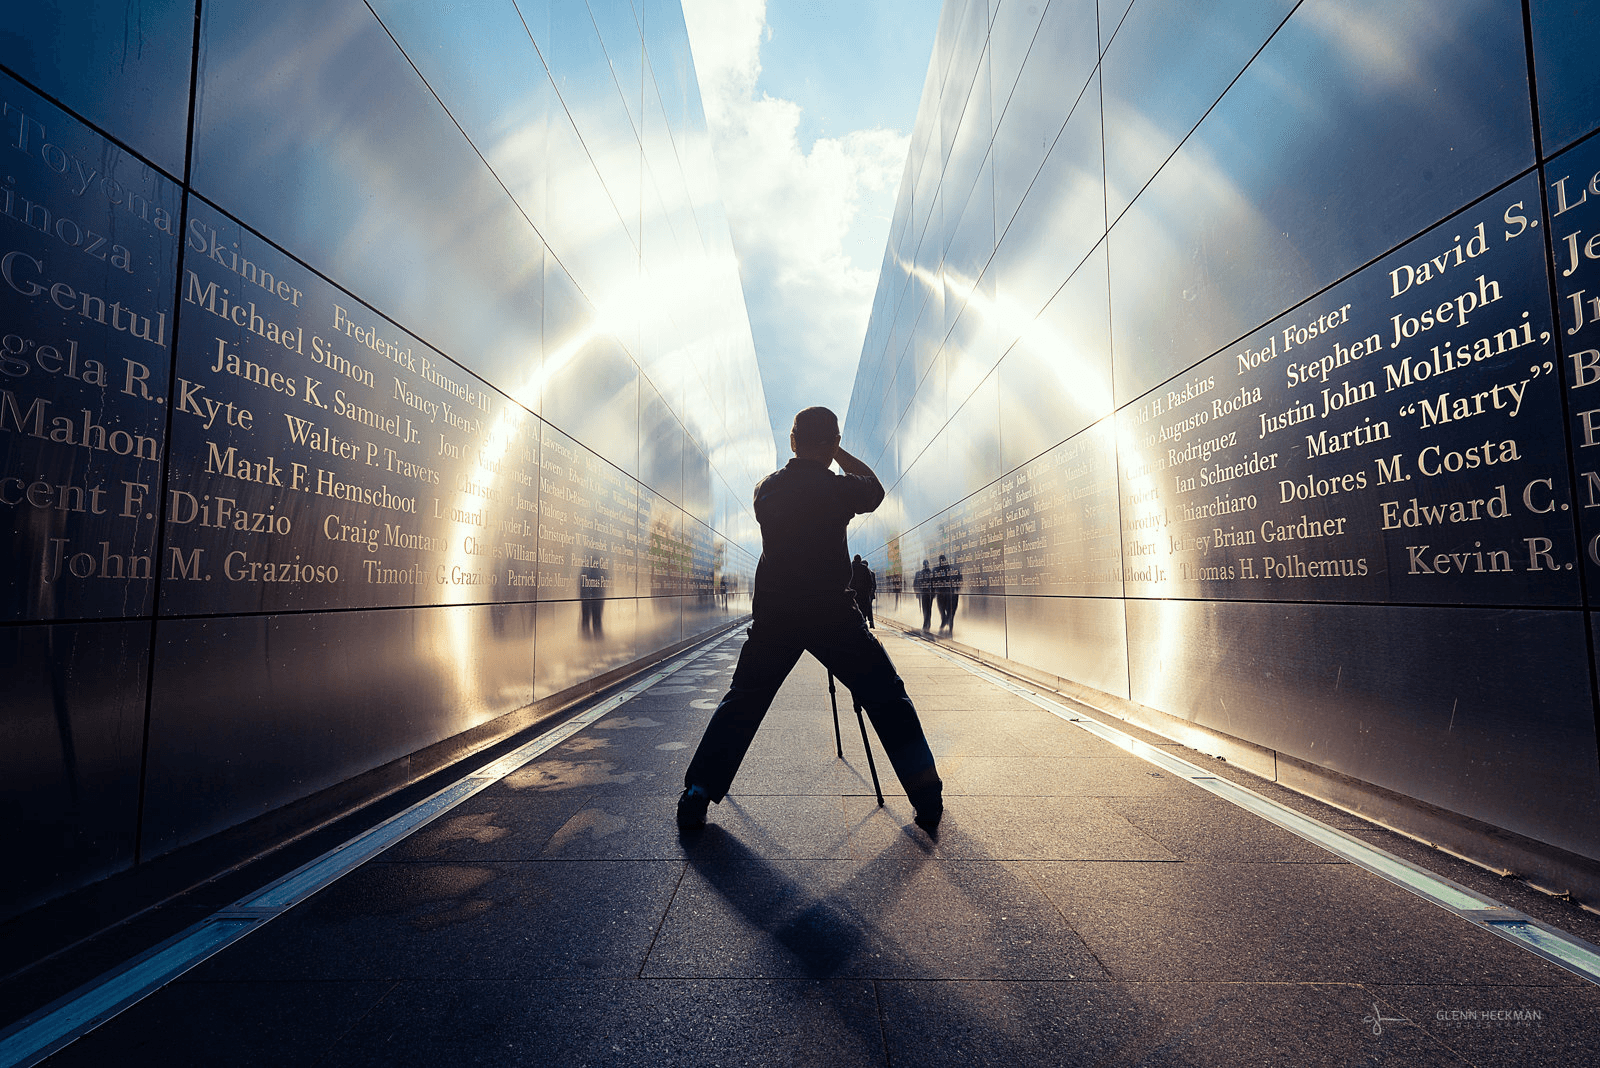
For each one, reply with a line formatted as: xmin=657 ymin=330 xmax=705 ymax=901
xmin=154 ymin=210 xmax=692 ymax=611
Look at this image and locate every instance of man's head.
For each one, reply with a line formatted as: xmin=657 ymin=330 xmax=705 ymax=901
xmin=790 ymin=406 xmax=840 ymax=462
xmin=853 ymin=554 xmax=862 ymax=564
xmin=938 ymin=554 xmax=947 ymax=564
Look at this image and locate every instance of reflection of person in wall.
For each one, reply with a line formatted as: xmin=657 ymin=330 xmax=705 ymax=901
xmin=948 ymin=557 xmax=963 ymax=633
xmin=677 ymin=406 xmax=944 ymax=835
xmin=849 ymin=554 xmax=877 ymax=628
xmin=914 ymin=559 xmax=934 ymax=631
xmin=579 ymin=559 xmax=606 ymax=638
xmin=933 ymin=553 xmax=962 ymax=634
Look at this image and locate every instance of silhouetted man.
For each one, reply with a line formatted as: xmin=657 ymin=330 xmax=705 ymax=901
xmin=678 ymin=407 xmax=943 ymax=834
xmin=849 ymin=554 xmax=876 ymax=628
xmin=914 ymin=559 xmax=934 ymax=631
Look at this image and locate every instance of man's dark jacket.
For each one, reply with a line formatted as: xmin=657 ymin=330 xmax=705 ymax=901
xmin=751 ymin=457 xmax=882 ymax=625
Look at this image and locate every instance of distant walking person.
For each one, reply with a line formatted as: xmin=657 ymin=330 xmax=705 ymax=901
xmin=914 ymin=559 xmax=934 ymax=631
xmin=677 ymin=407 xmax=943 ymax=834
xmin=849 ymin=554 xmax=877 ymax=628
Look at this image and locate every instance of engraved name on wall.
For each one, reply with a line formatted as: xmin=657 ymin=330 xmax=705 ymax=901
xmin=0 ymin=74 xmax=177 ymax=621
xmin=163 ymin=202 xmax=549 ymax=613
xmin=1115 ymin=174 xmax=1576 ymax=605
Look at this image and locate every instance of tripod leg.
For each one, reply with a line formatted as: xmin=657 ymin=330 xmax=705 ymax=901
xmin=851 ymin=692 xmax=885 ymax=807
xmin=828 ymin=672 xmax=843 ymax=759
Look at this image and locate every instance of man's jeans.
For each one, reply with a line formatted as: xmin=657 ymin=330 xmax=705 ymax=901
xmin=684 ymin=618 xmax=942 ymax=807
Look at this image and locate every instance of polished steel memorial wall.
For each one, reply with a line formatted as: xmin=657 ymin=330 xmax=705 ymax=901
xmin=1 ymin=0 xmax=774 ymax=919
xmin=843 ymin=0 xmax=1600 ymax=869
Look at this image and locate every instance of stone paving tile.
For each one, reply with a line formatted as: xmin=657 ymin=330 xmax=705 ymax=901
xmin=382 ymin=787 xmax=598 ymax=862
xmin=940 ymin=755 xmax=1194 ymax=797
xmin=497 ymin=751 xmax=684 ymax=796
xmin=1025 ymin=861 xmax=1587 ymax=986
xmin=726 ymin=753 xmax=886 ymax=796
xmin=1101 ymin=795 xmax=1338 ymax=863
xmin=645 ymin=831 xmax=1105 ymax=981
xmin=847 ymin=796 xmax=1182 ymax=862
xmin=185 ymin=860 xmax=684 ymax=982
xmin=877 ymin=980 xmax=1472 ymax=1067
xmin=42 ymin=980 xmax=393 ymax=1068
xmin=542 ymin=792 xmax=853 ymax=861
xmin=316 ymin=979 xmax=886 ymax=1068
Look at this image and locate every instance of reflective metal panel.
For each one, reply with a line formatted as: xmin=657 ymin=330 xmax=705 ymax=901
xmin=1109 ymin=0 xmax=1535 ymax=402
xmin=1117 ymin=175 xmax=1576 ymax=607
xmin=0 ymin=619 xmax=148 ymax=922
xmin=193 ymin=0 xmax=546 ymax=403
xmin=538 ymin=421 xmax=637 ymax=603
xmin=162 ymin=200 xmax=541 ymax=615
xmin=1004 ymin=594 xmax=1130 ymax=698
xmin=989 ymin=0 xmax=1052 ymax=122
xmin=1547 ymin=135 xmax=1600 ymax=593
xmin=991 ymin=75 xmax=1103 ymax=330
xmin=997 ymin=243 xmax=1113 ymax=472
xmin=941 ymin=51 xmax=992 ymax=242
xmin=533 ymin=595 xmax=638 ymax=701
xmin=0 ymin=73 xmax=177 ymax=621
xmin=639 ymin=377 xmax=684 ymax=506
xmin=943 ymin=158 xmax=997 ymax=347
xmin=634 ymin=591 xmax=683 ymax=661
xmin=1529 ymin=0 xmax=1600 ymax=155
xmin=991 ymin=0 xmax=1097 ymax=236
xmin=1005 ymin=415 xmax=1124 ymax=597
xmin=946 ymin=591 xmax=1007 ymax=658
xmin=143 ymin=603 xmax=537 ymax=856
xmin=1127 ymin=598 xmax=1600 ymax=859
xmin=639 ymin=483 xmax=687 ymax=597
xmin=0 ymin=0 xmax=194 ymax=177
xmin=1100 ymin=0 xmax=1296 ymax=223
xmin=540 ymin=322 xmax=640 ymax=480
xmin=367 ymin=0 xmax=554 ymax=229
xmin=948 ymin=370 xmax=1001 ymax=500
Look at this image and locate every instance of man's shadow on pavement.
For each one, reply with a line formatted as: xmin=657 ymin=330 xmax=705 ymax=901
xmin=672 ymin=817 xmax=1167 ymax=1066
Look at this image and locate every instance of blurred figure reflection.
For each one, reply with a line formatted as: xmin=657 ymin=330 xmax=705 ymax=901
xmin=933 ymin=553 xmax=962 ymax=635
xmin=914 ymin=558 xmax=934 ymax=631
xmin=850 ymin=554 xmax=877 ymax=628
xmin=579 ymin=559 xmax=606 ymax=638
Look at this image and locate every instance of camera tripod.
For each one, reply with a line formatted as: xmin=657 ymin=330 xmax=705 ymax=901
xmin=827 ymin=673 xmax=884 ymax=806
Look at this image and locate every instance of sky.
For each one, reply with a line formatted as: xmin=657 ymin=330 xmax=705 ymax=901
xmin=679 ymin=0 xmax=943 ymax=455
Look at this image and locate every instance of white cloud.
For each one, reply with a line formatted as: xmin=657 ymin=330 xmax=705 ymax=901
xmin=681 ymin=0 xmax=909 ymax=449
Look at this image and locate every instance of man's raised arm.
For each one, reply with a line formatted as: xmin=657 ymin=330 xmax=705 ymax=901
xmin=832 ymin=443 xmax=885 ymax=512
xmin=832 ymin=444 xmax=878 ymax=481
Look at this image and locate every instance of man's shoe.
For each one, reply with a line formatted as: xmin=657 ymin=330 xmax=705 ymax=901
xmin=677 ymin=786 xmax=710 ymax=830
xmin=913 ymin=800 xmax=943 ymax=836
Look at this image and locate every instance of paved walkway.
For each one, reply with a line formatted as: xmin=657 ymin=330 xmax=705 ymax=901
xmin=35 ymin=627 xmax=1600 ymax=1066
